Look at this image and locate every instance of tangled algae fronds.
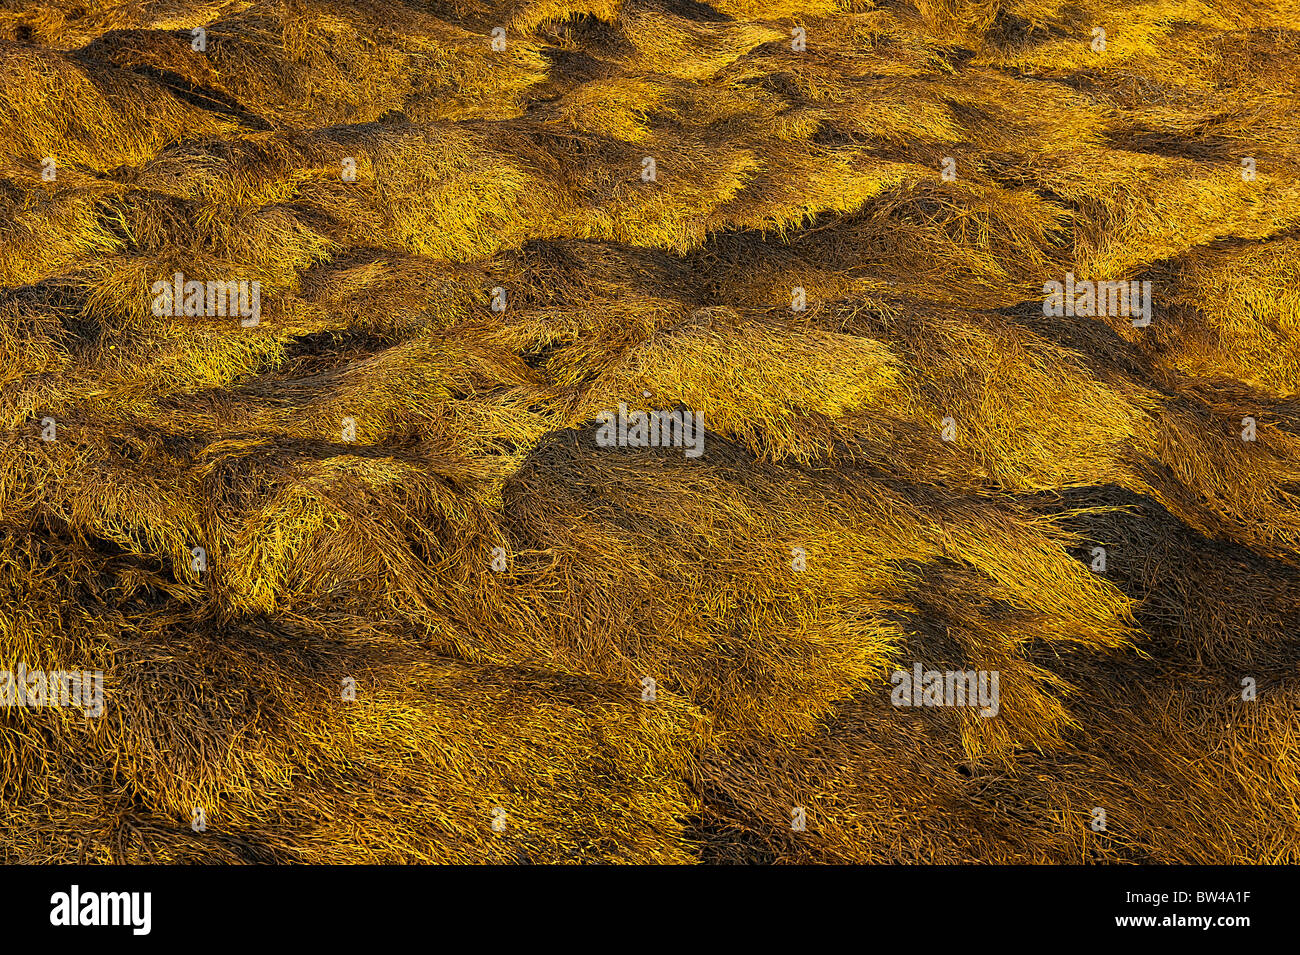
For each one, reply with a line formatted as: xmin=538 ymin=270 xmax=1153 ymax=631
xmin=1 ymin=0 xmax=1299 ymax=863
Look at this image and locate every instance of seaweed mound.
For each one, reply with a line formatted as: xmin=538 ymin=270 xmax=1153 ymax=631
xmin=2 ymin=0 xmax=1299 ymax=862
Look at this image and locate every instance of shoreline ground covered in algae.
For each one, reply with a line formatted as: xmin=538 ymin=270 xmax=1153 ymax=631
xmin=1 ymin=0 xmax=1299 ymax=863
